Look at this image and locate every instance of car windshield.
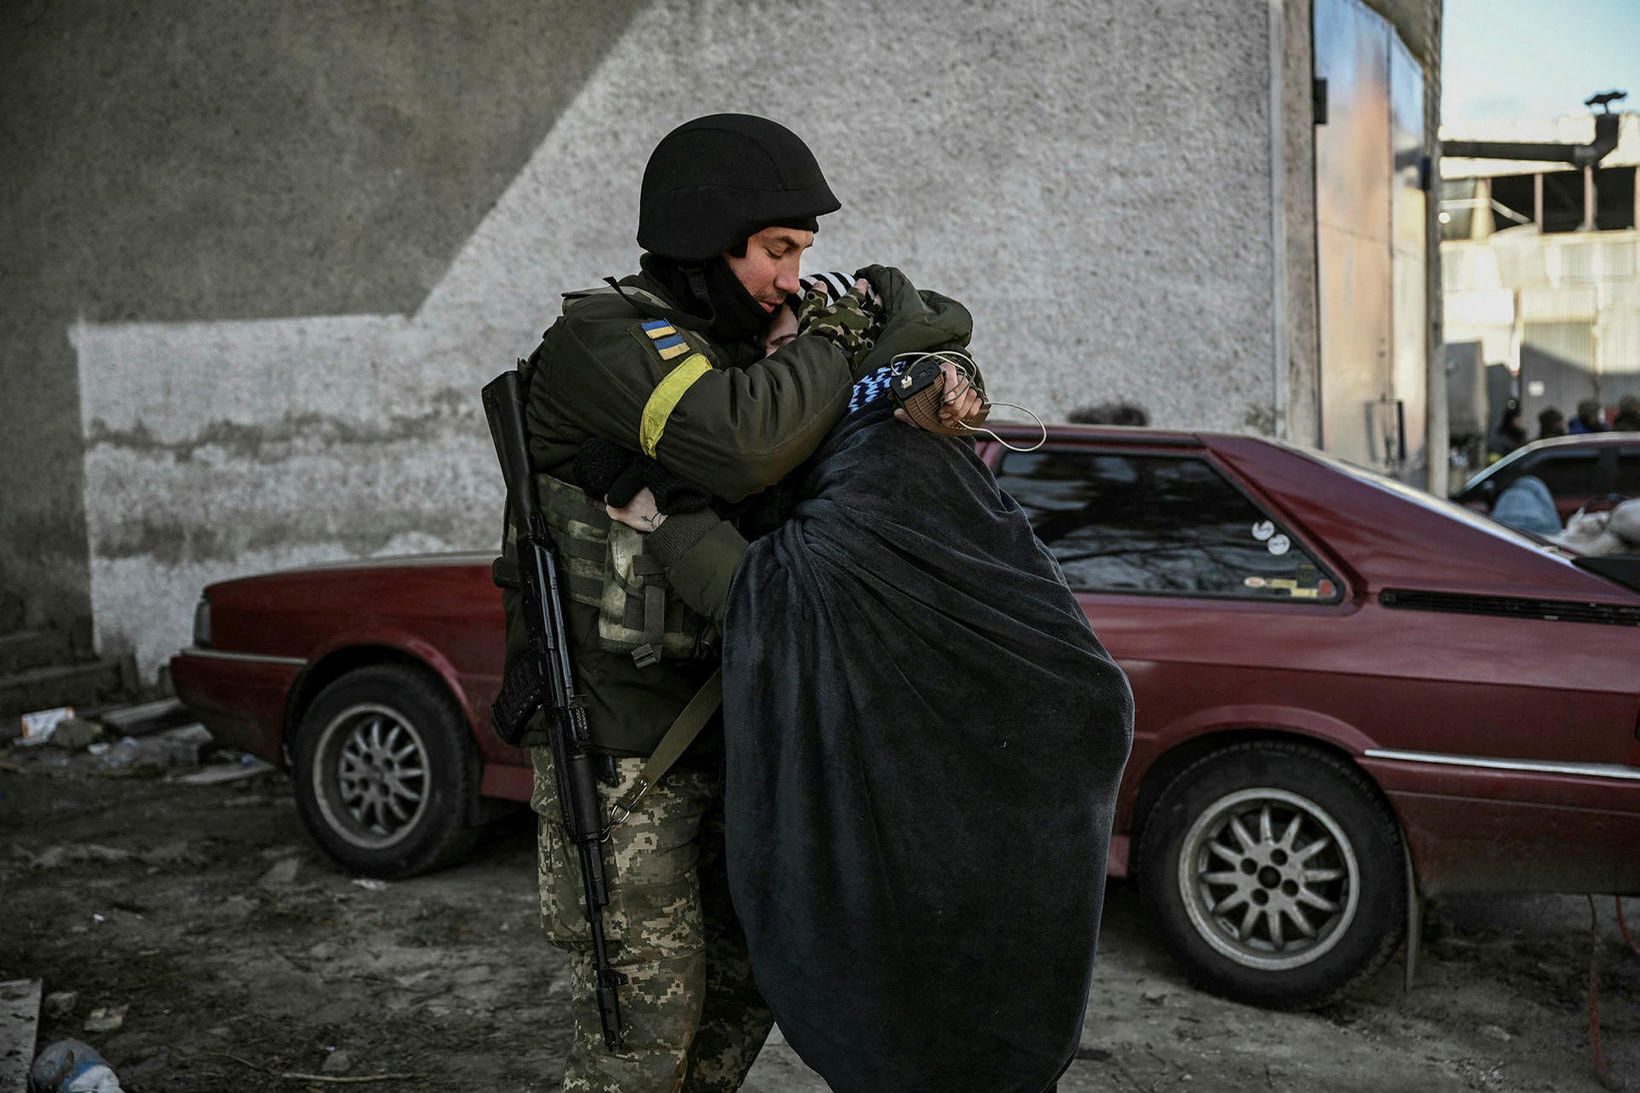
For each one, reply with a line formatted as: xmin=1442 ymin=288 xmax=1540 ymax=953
xmin=1299 ymin=449 xmax=1581 ymax=559
xmin=1455 ymin=461 xmax=1501 ymax=494
xmin=1453 ymin=444 xmax=1530 ymax=493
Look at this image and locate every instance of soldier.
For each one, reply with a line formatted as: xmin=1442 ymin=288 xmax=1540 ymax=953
xmin=504 ymin=114 xmax=984 ymax=1092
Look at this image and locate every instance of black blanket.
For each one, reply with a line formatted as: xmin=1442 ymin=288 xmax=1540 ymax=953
xmin=722 ymin=402 xmax=1134 ymax=1093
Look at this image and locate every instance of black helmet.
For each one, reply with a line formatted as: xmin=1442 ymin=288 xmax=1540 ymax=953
xmin=638 ymin=114 xmax=840 ymax=261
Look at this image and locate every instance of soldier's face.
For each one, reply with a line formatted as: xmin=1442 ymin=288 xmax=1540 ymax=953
xmin=726 ymin=227 xmax=813 ymax=313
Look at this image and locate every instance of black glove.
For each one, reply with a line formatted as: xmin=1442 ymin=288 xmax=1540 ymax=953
xmin=573 ymin=440 xmax=711 ymax=515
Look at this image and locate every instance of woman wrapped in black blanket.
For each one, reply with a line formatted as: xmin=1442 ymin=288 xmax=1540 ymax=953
xmin=592 ymin=268 xmax=1134 ymax=1093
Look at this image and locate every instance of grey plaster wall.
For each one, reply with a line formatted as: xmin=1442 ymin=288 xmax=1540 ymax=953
xmin=1 ymin=0 xmax=645 ymax=629
xmin=11 ymin=0 xmax=1318 ymax=677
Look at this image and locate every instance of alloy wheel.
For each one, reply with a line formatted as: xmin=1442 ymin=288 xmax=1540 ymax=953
xmin=1175 ymin=787 xmax=1360 ymax=971
xmin=312 ymin=702 xmax=431 ymax=849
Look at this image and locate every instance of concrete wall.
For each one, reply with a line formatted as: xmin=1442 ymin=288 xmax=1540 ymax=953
xmin=1 ymin=0 xmax=645 ymax=635
xmin=8 ymin=0 xmax=1319 ymax=677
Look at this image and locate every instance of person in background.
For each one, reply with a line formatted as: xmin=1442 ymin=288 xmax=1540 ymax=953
xmin=1486 ymin=400 xmax=1527 ymax=463
xmin=1613 ymin=393 xmax=1640 ymax=432
xmin=1569 ymin=398 xmax=1608 ymax=434
xmin=1490 ymin=475 xmax=1561 ymax=537
xmin=1538 ymin=406 xmax=1567 ymax=440
xmin=1068 ymin=401 xmax=1149 ymax=426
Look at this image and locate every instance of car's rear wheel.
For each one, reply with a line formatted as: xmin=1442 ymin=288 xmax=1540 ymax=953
xmin=1138 ymin=741 xmax=1405 ymax=1008
xmin=292 ymin=664 xmax=479 ymax=878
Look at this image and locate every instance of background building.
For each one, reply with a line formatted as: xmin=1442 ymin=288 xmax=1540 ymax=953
xmin=1442 ymin=110 xmax=1640 ymax=454
xmin=1315 ymin=0 xmax=1444 ymax=493
xmin=0 ymin=0 xmax=1441 ymax=683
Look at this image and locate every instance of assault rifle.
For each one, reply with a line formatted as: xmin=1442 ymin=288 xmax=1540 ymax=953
xmin=482 ymin=366 xmax=625 ymax=1050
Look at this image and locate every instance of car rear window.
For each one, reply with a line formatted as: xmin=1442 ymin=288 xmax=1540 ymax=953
xmin=996 ymin=450 xmax=1339 ymax=601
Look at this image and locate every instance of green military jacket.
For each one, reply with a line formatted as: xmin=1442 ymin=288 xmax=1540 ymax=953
xmin=644 ymin=268 xmax=982 ymax=628
xmin=503 ymin=266 xmax=892 ymax=757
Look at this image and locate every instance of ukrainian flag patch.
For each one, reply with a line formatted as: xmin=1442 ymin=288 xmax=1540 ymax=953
xmin=653 ymin=334 xmax=689 ymax=360
xmin=636 ymin=319 xmax=694 ymax=361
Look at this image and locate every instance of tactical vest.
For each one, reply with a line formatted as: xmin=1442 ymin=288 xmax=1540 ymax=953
xmin=515 ymin=282 xmax=723 ymax=667
xmin=506 ymin=474 xmax=719 ymax=666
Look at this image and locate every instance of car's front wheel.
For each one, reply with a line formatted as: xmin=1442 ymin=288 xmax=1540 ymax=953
xmin=1138 ymin=741 xmax=1406 ymax=1008
xmin=291 ymin=664 xmax=479 ymax=878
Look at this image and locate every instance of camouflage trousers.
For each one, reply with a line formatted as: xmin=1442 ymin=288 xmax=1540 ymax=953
xmin=532 ymin=749 xmax=773 ymax=1092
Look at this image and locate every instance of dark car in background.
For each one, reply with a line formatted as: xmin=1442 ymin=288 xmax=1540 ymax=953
xmin=1454 ymin=432 xmax=1640 ymax=521
xmin=172 ymin=425 xmax=1640 ymax=1010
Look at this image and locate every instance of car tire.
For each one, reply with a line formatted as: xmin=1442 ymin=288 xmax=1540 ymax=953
xmin=1138 ymin=740 xmax=1406 ymax=1009
xmin=291 ymin=664 xmax=480 ymax=878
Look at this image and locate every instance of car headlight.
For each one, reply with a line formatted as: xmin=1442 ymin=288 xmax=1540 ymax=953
xmin=193 ymin=597 xmax=212 ymax=648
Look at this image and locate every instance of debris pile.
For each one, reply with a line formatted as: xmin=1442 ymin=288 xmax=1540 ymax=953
xmin=3 ymin=698 xmax=274 ymax=782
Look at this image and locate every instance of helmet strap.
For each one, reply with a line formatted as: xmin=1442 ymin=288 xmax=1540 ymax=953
xmin=684 ymin=264 xmax=710 ymax=310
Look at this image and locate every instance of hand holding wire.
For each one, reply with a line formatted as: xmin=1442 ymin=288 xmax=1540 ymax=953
xmin=888 ymin=350 xmax=1045 ymax=452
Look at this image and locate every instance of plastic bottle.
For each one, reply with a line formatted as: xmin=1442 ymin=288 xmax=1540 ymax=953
xmin=30 ymin=1039 xmax=125 ymax=1093
xmin=97 ymin=736 xmax=145 ymax=770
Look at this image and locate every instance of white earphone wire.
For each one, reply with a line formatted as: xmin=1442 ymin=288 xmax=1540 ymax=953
xmin=890 ymin=350 xmax=1048 ymax=453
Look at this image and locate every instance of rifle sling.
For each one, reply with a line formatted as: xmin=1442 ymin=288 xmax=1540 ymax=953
xmin=604 ymin=668 xmax=723 ymax=835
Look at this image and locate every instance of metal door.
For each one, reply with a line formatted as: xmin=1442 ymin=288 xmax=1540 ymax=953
xmin=1314 ymin=0 xmax=1427 ymax=478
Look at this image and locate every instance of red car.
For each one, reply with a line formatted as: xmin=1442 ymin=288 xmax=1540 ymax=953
xmin=172 ymin=425 xmax=1640 ymax=1009
xmin=1453 ymin=432 xmax=1640 ymax=522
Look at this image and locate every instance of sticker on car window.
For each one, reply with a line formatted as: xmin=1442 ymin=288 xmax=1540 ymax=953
xmin=1267 ymin=533 xmax=1291 ymax=556
xmin=1251 ymin=520 xmax=1276 ymax=541
xmin=1241 ymin=573 xmax=1336 ymax=600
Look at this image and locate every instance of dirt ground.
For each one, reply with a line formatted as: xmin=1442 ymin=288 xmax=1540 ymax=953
xmin=2 ymin=744 xmax=1636 ymax=1093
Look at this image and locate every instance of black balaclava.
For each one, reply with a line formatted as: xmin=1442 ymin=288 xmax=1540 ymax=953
xmin=701 ymin=255 xmax=781 ymax=340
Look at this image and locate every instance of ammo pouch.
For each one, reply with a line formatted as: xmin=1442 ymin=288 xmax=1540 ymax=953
xmin=529 ymin=473 xmax=718 ymax=665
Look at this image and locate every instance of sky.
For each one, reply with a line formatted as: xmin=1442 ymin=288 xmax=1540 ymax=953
xmin=1441 ymin=0 xmax=1640 ymax=126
